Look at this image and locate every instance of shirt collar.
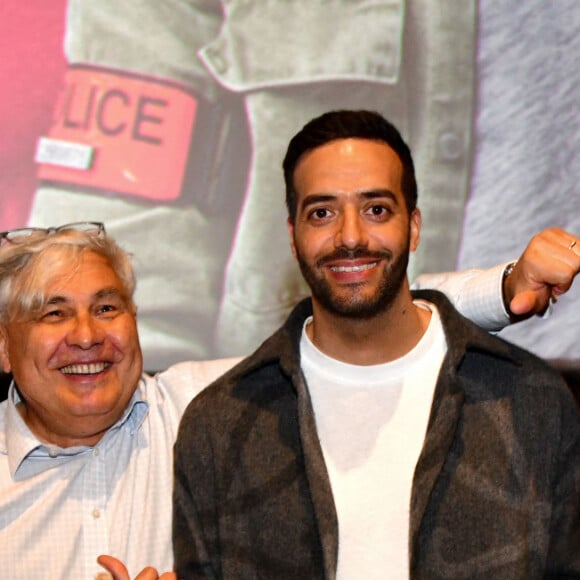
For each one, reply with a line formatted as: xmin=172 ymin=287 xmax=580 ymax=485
xmin=5 ymin=377 xmax=149 ymax=479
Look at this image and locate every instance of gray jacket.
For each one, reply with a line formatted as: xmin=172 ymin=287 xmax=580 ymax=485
xmin=32 ymin=1 xmax=476 ymax=365
xmin=173 ymin=291 xmax=580 ymax=579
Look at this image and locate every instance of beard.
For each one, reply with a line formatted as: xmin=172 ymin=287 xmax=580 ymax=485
xmin=295 ymin=236 xmax=411 ymax=320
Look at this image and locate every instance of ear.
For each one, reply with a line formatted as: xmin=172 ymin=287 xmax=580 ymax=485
xmin=287 ymin=217 xmax=298 ymax=260
xmin=409 ymin=208 xmax=422 ymax=253
xmin=0 ymin=325 xmax=12 ymax=374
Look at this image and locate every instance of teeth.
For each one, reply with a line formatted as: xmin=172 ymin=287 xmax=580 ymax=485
xmin=331 ymin=262 xmax=377 ymax=273
xmin=60 ymin=362 xmax=109 ymax=375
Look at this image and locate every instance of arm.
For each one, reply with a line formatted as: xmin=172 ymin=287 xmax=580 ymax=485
xmin=413 ymin=263 xmax=509 ymax=331
xmin=413 ymin=228 xmax=580 ymax=330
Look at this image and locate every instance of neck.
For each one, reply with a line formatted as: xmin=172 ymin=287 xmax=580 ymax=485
xmin=307 ymin=290 xmax=431 ymax=366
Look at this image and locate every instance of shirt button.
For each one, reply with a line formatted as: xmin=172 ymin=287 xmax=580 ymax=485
xmin=93 ymin=448 xmax=100 ymax=457
xmin=92 ymin=508 xmax=101 ymax=519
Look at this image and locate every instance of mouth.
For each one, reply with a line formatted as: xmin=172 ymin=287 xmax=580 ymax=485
xmin=60 ymin=362 xmax=112 ymax=375
xmin=329 ymin=262 xmax=378 ymax=273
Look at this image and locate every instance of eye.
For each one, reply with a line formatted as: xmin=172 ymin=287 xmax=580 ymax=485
xmin=308 ymin=207 xmax=333 ymax=221
xmin=364 ymin=204 xmax=392 ymax=220
xmin=41 ymin=309 xmax=64 ymax=321
xmin=37 ymin=307 xmax=70 ymax=324
xmin=94 ymin=295 xmax=132 ymax=318
xmin=95 ymin=303 xmax=120 ymax=318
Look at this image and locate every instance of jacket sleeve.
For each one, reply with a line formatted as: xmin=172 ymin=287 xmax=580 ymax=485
xmin=173 ymin=405 xmax=221 ymax=579
xmin=545 ymin=393 xmax=580 ymax=577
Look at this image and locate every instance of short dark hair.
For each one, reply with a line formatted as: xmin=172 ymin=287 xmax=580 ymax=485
xmin=283 ymin=110 xmax=417 ymax=222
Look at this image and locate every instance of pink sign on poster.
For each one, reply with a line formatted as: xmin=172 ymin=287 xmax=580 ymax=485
xmin=0 ymin=1 xmax=67 ymax=229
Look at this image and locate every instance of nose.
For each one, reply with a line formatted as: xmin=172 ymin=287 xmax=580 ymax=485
xmin=335 ymin=206 xmax=368 ymax=249
xmin=65 ymin=313 xmax=105 ymax=349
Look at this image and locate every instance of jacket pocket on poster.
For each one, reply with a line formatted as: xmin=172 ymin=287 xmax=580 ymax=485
xmin=198 ymin=0 xmax=404 ymax=92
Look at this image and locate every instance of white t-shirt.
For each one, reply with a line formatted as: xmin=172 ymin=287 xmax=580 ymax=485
xmin=301 ymin=301 xmax=447 ymax=580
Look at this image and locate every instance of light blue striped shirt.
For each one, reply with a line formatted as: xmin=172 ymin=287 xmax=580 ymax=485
xmin=0 ymin=358 xmax=240 ymax=580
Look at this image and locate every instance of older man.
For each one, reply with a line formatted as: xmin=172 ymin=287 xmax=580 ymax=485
xmin=0 ymin=221 xmax=577 ymax=579
xmin=0 ymin=223 xmax=237 ymax=578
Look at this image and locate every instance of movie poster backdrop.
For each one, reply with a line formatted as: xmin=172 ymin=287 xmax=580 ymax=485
xmin=1 ymin=1 xmax=579 ymax=370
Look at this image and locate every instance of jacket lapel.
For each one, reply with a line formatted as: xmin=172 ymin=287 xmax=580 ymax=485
xmin=295 ymin=367 xmax=339 ymax=579
xmin=408 ymin=364 xmax=465 ymax=570
xmin=279 ymin=298 xmax=339 ymax=579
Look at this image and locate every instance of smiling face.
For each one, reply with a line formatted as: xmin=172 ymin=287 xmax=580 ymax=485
xmin=288 ymin=138 xmax=421 ymax=319
xmin=0 ymin=250 xmax=143 ymax=447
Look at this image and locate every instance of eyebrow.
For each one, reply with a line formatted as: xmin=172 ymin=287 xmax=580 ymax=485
xmin=300 ymin=189 xmax=399 ymax=211
xmin=45 ymin=286 xmax=127 ymax=306
xmin=95 ymin=287 xmax=126 ymax=301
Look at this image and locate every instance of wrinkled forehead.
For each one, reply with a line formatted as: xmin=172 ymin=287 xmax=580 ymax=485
xmin=28 ymin=244 xmax=95 ymax=286
xmin=11 ymin=247 xmax=129 ymax=319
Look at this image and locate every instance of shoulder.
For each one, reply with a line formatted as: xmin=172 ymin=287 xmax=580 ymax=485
xmin=147 ymin=357 xmax=241 ymax=413
xmin=156 ymin=358 xmax=242 ymax=398
xmin=176 ymin=301 xmax=309 ymax=442
xmin=452 ymin=328 xmax=578 ymax=441
xmin=419 ymin=292 xmax=575 ymax=407
xmin=177 ymin=355 xmax=295 ymax=440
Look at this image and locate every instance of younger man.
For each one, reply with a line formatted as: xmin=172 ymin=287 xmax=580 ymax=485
xmin=173 ymin=111 xmax=580 ymax=578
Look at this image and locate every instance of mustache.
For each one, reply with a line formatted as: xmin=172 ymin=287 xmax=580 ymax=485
xmin=316 ymin=248 xmax=393 ymax=268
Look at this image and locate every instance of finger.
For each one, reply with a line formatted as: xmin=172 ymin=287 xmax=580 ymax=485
xmin=538 ymin=264 xmax=577 ymax=296
xmin=133 ymin=567 xmax=165 ymax=580
xmin=97 ymin=555 xmax=130 ymax=580
xmin=509 ymin=290 xmax=542 ymax=317
xmin=539 ymin=226 xmax=575 ymax=249
xmin=551 ymin=277 xmax=574 ymax=297
xmin=540 ymin=229 xmax=580 ymax=267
